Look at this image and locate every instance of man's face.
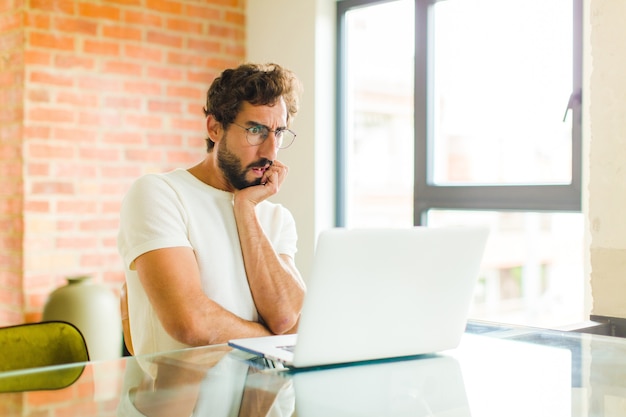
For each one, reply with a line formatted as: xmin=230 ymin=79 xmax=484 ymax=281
xmin=216 ymin=100 xmax=288 ymax=190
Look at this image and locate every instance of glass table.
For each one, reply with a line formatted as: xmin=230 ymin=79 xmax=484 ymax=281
xmin=1 ymin=320 xmax=625 ymax=416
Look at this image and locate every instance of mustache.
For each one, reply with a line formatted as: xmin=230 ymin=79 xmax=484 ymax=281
xmin=246 ymin=159 xmax=273 ymax=169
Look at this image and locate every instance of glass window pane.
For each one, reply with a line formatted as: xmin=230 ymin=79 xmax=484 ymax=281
xmin=431 ymin=0 xmax=573 ymax=186
xmin=427 ymin=210 xmax=584 ymax=327
xmin=343 ymin=0 xmax=414 ymax=228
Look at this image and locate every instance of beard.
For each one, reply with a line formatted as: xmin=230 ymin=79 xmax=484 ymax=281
xmin=217 ymin=133 xmax=272 ymax=190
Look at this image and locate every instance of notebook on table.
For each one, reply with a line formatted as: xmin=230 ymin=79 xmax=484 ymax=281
xmin=228 ymin=226 xmax=489 ymax=369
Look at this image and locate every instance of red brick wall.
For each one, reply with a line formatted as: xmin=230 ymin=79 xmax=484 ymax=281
xmin=0 ymin=0 xmax=245 ymax=325
xmin=0 ymin=0 xmax=25 ymax=325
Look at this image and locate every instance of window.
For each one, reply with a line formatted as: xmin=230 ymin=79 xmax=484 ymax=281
xmin=337 ymin=0 xmax=583 ymax=327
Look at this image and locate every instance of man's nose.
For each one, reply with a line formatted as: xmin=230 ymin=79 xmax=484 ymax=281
xmin=259 ymin=133 xmax=279 ymax=159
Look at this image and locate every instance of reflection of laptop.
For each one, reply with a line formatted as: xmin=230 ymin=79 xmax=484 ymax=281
xmin=229 ymin=226 xmax=489 ymax=368
xmin=293 ymin=355 xmax=470 ymax=417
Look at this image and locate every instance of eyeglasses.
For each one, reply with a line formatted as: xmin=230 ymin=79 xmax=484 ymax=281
xmin=232 ymin=123 xmax=296 ymax=149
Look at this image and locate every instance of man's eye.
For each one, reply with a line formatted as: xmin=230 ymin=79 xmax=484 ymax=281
xmin=249 ymin=126 xmax=263 ymax=135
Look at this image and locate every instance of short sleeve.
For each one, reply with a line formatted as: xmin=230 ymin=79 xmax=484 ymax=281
xmin=117 ymin=174 xmax=192 ymax=270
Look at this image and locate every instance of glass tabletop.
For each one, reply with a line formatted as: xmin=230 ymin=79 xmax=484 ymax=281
xmin=1 ymin=321 xmax=625 ymax=416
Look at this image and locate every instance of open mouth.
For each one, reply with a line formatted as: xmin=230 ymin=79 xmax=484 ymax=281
xmin=251 ymin=167 xmax=267 ymax=177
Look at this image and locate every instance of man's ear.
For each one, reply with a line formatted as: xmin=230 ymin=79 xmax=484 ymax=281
xmin=206 ymin=115 xmax=223 ymax=144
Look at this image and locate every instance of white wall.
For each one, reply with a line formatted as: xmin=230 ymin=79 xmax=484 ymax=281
xmin=587 ymin=0 xmax=626 ymax=319
xmin=246 ymin=0 xmax=337 ymax=281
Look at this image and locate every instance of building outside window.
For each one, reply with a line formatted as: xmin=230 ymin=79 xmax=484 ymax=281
xmin=336 ymin=0 xmax=583 ymax=327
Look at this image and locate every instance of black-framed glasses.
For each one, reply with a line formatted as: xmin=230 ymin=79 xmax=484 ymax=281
xmin=232 ymin=123 xmax=296 ymax=149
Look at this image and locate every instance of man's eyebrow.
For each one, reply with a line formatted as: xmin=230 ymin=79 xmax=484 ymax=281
xmin=244 ymin=120 xmax=287 ymax=130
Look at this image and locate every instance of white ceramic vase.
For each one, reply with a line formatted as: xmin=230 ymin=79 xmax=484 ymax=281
xmin=43 ymin=276 xmax=122 ymax=361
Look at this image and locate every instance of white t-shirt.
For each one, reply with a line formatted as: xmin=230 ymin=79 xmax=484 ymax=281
xmin=117 ymin=169 xmax=298 ymax=355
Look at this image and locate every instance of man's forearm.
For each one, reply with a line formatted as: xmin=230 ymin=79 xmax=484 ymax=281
xmin=233 ymin=202 xmax=305 ymax=334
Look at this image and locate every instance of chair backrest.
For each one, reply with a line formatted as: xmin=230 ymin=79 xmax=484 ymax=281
xmin=120 ymin=282 xmax=134 ymax=355
xmin=0 ymin=321 xmax=89 ymax=392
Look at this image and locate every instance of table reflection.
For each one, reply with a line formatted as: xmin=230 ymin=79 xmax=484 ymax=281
xmin=118 ymin=348 xmax=468 ymax=417
xmin=292 ymin=355 xmax=469 ymax=417
xmin=3 ymin=322 xmax=626 ymax=416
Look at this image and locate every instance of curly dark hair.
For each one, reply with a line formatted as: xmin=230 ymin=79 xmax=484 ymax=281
xmin=203 ymin=63 xmax=303 ymax=152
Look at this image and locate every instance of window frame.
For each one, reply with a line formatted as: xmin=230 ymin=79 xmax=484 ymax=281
xmin=336 ymin=0 xmax=583 ymax=226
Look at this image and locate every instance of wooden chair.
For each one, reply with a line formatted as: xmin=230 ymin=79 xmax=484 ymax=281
xmin=0 ymin=321 xmax=89 ymax=392
xmin=120 ymin=282 xmax=134 ymax=355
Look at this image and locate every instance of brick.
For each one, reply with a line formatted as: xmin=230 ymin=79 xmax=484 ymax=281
xmin=97 ymin=165 xmax=141 ymax=179
xmin=52 ymin=126 xmax=97 ymax=142
xmin=186 ymin=103 xmax=205 ymax=115
xmin=83 ymin=39 xmax=120 ymax=56
xmin=186 ymin=37 xmax=220 ymax=53
xmin=122 ymin=80 xmax=162 ymax=95
xmin=23 ymin=126 xmax=51 ymax=140
xmin=167 ymin=150 xmax=199 ymax=164
xmin=102 ymin=60 xmax=143 ymax=76
xmin=125 ymin=148 xmax=164 ymax=161
xmin=105 ymin=0 xmax=142 ymax=6
xmin=184 ymin=4 xmax=221 ymax=20
xmin=0 ymin=11 xmax=21 ymax=32
xmin=24 ymin=200 xmax=49 ymax=212
xmin=102 ymin=200 xmax=123 ymax=213
xmin=53 ymin=16 xmax=99 ymax=35
xmin=78 ymin=2 xmax=121 ymax=21
xmin=0 ymin=198 xmax=20 ymax=213
xmin=56 ymin=200 xmax=98 ymax=214
xmin=102 ymin=131 xmax=143 ymax=145
xmin=147 ymin=99 xmax=181 ymax=114
xmin=53 ymin=163 xmax=98 ymax=178
xmin=79 ymin=218 xmax=118 ymax=231
xmin=124 ymin=113 xmax=163 ymax=129
xmin=147 ymin=132 xmax=183 ymax=147
xmin=29 ymin=70 xmax=74 ymax=87
xmin=0 ymin=162 xmax=21 ymax=177
xmin=103 ymin=95 xmax=142 ymax=110
xmin=123 ymin=10 xmax=163 ymax=28
xmin=26 ymin=88 xmax=50 ymax=103
xmin=146 ymin=0 xmax=182 ymax=15
xmin=24 ymin=50 xmax=52 ymax=65
xmin=78 ymin=147 xmax=120 ymax=161
xmin=78 ymin=111 xmax=123 ymax=127
xmin=27 ymin=108 xmax=75 ymax=124
xmin=146 ymin=30 xmax=182 ymax=48
xmin=209 ymin=23 xmax=244 ymax=41
xmin=167 ymin=85 xmax=204 ymax=100
xmin=76 ymin=76 xmax=123 ymax=92
xmin=167 ymin=51 xmax=206 ymax=67
xmin=166 ymin=17 xmax=203 ymax=34
xmin=24 ymin=12 xmax=51 ymax=30
xmin=102 ymin=24 xmax=143 ymax=41
xmin=171 ymin=117 xmax=204 ymax=132
xmin=54 ymin=54 xmax=96 ymax=69
xmin=56 ymin=92 xmax=99 ymax=107
xmin=123 ymin=44 xmax=163 ymax=62
xmin=26 ymin=162 xmax=50 ymax=176
xmin=0 ymin=108 xmax=22 ymax=124
xmin=29 ymin=32 xmax=76 ymax=51
xmin=224 ymin=10 xmax=245 ymax=25
xmin=31 ymin=181 xmax=74 ymax=194
xmin=30 ymin=0 xmax=76 ymax=15
xmin=147 ymin=67 xmax=184 ymax=81
xmin=27 ymin=143 xmax=74 ymax=159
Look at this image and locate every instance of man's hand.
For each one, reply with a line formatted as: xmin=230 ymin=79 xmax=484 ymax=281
xmin=235 ymin=160 xmax=289 ymax=206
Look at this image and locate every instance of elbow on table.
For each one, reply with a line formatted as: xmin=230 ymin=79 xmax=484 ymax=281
xmin=267 ymin=312 xmax=300 ymax=335
xmin=163 ymin=316 xmax=205 ymax=347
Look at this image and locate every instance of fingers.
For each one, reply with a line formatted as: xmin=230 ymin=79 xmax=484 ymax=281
xmin=262 ymin=161 xmax=288 ymax=187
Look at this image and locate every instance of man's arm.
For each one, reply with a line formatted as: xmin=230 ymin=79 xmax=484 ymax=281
xmin=233 ymin=161 xmax=306 ymax=335
xmin=134 ymin=247 xmax=273 ymax=346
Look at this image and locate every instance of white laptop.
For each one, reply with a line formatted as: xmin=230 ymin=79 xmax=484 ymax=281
xmin=228 ymin=226 xmax=489 ymax=368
